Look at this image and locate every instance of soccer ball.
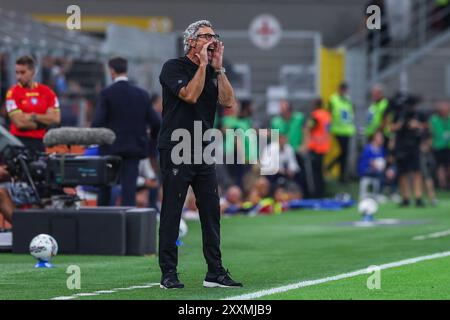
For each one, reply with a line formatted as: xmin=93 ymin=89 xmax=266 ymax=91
xmin=373 ymin=157 xmax=386 ymax=171
xmin=29 ymin=234 xmax=58 ymax=262
xmin=179 ymin=218 xmax=188 ymax=238
xmin=358 ymin=198 xmax=379 ymax=216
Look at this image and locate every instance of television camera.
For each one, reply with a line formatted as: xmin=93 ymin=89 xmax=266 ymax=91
xmin=0 ymin=126 xmax=121 ymax=208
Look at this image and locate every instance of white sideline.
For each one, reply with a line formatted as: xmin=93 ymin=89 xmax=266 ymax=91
xmin=223 ymin=251 xmax=450 ymax=300
xmin=51 ymin=283 xmax=160 ymax=300
xmin=412 ymin=229 xmax=450 ymax=241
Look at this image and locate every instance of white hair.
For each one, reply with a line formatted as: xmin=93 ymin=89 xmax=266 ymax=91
xmin=183 ymin=20 xmax=213 ymax=54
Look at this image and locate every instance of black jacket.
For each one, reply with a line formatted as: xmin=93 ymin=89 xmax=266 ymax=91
xmin=92 ymin=80 xmax=161 ymax=158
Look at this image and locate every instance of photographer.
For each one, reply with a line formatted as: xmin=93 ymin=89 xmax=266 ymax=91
xmin=0 ymin=165 xmax=14 ymax=224
xmin=0 ymin=163 xmax=39 ymax=225
xmin=390 ymin=93 xmax=427 ymax=207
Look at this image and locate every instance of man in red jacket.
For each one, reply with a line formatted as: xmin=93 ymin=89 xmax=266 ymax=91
xmin=5 ymin=55 xmax=60 ymax=152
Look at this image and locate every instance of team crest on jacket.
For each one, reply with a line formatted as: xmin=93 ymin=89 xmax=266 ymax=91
xmin=172 ymin=168 xmax=179 ymax=176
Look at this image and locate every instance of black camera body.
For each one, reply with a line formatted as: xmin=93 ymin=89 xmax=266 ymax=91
xmin=2 ymin=145 xmax=121 ymax=207
xmin=389 ymin=92 xmax=422 ymax=123
xmin=46 ymin=154 xmax=121 ymax=187
xmin=388 ymin=92 xmax=427 ymax=159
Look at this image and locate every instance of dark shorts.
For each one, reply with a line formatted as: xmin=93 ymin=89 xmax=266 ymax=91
xmin=397 ymin=152 xmax=421 ymax=175
xmin=433 ymin=149 xmax=450 ymax=167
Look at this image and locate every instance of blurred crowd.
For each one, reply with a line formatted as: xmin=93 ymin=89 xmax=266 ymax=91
xmin=1 ymin=57 xmax=449 ymax=220
xmin=129 ymin=82 xmax=450 ymax=219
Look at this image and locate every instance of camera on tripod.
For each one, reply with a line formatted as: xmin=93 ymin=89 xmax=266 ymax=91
xmin=0 ymin=126 xmax=121 ymax=208
xmin=389 ymin=91 xmax=422 ymax=123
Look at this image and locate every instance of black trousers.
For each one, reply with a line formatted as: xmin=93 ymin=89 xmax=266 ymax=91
xmin=98 ymin=157 xmax=140 ymax=206
xmin=158 ymin=149 xmax=222 ymax=275
xmin=295 ymin=153 xmax=309 ymax=198
xmin=119 ymin=158 xmax=140 ymax=206
xmin=310 ymin=152 xmax=325 ymax=198
xmin=328 ymin=136 xmax=350 ymax=181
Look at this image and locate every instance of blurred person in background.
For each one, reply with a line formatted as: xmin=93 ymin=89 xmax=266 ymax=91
xmin=242 ymin=180 xmax=290 ymax=215
xmin=272 ymin=186 xmax=290 ymax=214
xmin=92 ymin=56 xmax=161 ymax=207
xmin=0 ymin=166 xmax=14 ymax=224
xmin=429 ymin=101 xmax=450 ymax=190
xmin=242 ymin=176 xmax=272 ymax=214
xmin=327 ymin=82 xmax=356 ymax=183
xmin=5 ymin=55 xmax=61 ymax=152
xmin=135 ymin=158 xmax=159 ymax=208
xmin=358 ymin=130 xmax=386 ymax=200
xmin=59 ymin=92 xmax=80 ymax=127
xmin=365 ymin=84 xmax=390 ymax=145
xmin=260 ymin=134 xmax=302 ymax=194
xmin=271 ymin=99 xmax=305 ymax=155
xmin=222 ymin=99 xmax=255 ymax=188
xmin=40 ymin=56 xmax=53 ymax=87
xmin=220 ymin=185 xmax=244 ymax=215
xmin=384 ymin=157 xmax=399 ymax=201
xmin=271 ymin=99 xmax=305 ymax=191
xmin=0 ymin=55 xmax=7 ymax=127
xmin=0 ymin=163 xmax=52 ymax=226
xmin=51 ymin=59 xmax=69 ymax=95
xmin=150 ymin=93 xmax=163 ymax=116
xmin=148 ymin=93 xmax=163 ymax=211
xmin=300 ymin=98 xmax=331 ymax=198
xmin=390 ymin=93 xmax=426 ymax=207
xmin=420 ymin=133 xmax=438 ymax=206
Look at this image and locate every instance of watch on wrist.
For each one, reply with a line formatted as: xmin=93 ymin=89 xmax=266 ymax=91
xmin=31 ymin=113 xmax=37 ymax=122
xmin=215 ymin=67 xmax=226 ymax=75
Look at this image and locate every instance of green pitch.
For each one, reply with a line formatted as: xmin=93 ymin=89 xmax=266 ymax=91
xmin=1 ymin=194 xmax=450 ymax=300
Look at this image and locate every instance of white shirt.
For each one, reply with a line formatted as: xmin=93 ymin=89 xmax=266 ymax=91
xmin=260 ymin=142 xmax=300 ymax=175
xmin=136 ymin=158 xmax=156 ymax=187
xmin=114 ymin=76 xmax=129 ymax=82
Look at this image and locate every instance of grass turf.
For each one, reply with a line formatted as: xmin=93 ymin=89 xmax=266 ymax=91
xmin=261 ymin=255 xmax=450 ymax=300
xmin=0 ymin=193 xmax=449 ymax=300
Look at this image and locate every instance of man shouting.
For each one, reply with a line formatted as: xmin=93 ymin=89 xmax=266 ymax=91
xmin=158 ymin=20 xmax=242 ymax=289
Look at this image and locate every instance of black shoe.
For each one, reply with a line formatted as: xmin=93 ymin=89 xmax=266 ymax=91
xmin=415 ymin=198 xmax=425 ymax=207
xmin=160 ymin=272 xmax=184 ymax=289
xmin=399 ymin=198 xmax=410 ymax=207
xmin=203 ymin=269 xmax=243 ymax=288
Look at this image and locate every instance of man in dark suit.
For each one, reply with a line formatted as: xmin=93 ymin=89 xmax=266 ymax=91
xmin=92 ymin=57 xmax=160 ymax=206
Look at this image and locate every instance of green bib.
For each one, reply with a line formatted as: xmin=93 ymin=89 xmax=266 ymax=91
xmin=329 ymin=93 xmax=356 ymax=136
xmin=429 ymin=114 xmax=450 ymax=150
xmin=270 ymin=112 xmax=305 ymax=150
xmin=223 ymin=116 xmax=257 ymax=162
xmin=365 ymin=98 xmax=389 ymax=137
